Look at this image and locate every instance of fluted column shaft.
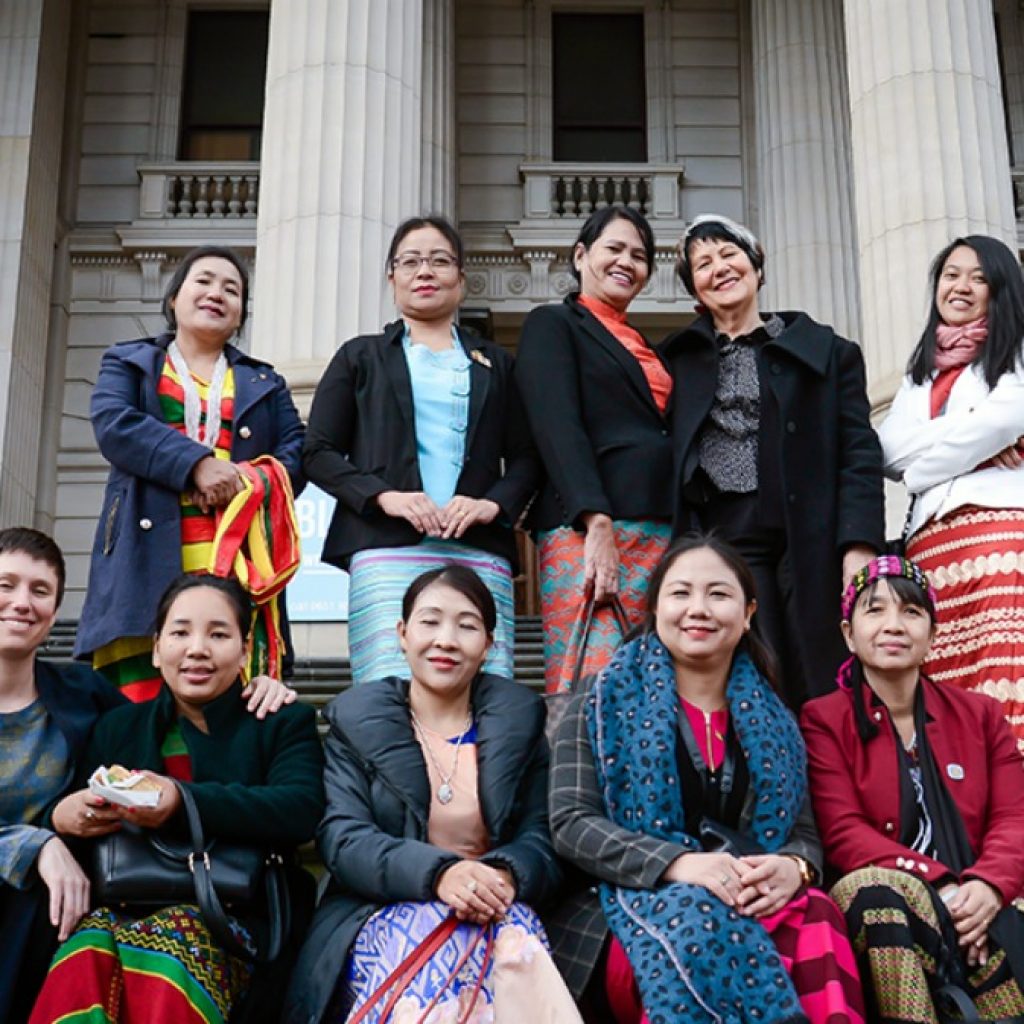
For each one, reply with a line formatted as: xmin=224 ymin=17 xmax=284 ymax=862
xmin=843 ymin=0 xmax=1017 ymax=403
xmin=0 ymin=0 xmax=68 ymax=525
xmin=752 ymin=0 xmax=860 ymax=340
xmin=421 ymin=0 xmax=454 ymax=214
xmin=251 ymin=0 xmax=424 ymax=404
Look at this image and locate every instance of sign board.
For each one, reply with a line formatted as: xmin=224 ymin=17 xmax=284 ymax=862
xmin=288 ymin=483 xmax=349 ymax=621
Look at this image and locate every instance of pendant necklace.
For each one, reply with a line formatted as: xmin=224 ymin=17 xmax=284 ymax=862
xmin=410 ymin=709 xmax=473 ymax=805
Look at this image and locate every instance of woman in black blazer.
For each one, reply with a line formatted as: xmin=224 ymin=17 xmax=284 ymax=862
xmin=303 ymin=215 xmax=538 ymax=683
xmin=664 ymin=214 xmax=884 ymax=706
xmin=516 ymin=207 xmax=674 ymax=691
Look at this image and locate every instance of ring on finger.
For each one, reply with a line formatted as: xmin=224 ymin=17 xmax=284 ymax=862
xmin=86 ymin=810 xmax=96 ymax=820
xmin=720 ymin=875 xmax=730 ymax=886
xmin=466 ymin=880 xmax=478 ymax=894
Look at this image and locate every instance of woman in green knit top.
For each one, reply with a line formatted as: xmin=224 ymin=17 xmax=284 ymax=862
xmin=29 ymin=575 xmax=324 ymax=1024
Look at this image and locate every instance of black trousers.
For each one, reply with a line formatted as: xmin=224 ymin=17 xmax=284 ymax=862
xmin=696 ymin=489 xmax=807 ymax=708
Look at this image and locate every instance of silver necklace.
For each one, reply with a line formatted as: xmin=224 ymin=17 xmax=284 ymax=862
xmin=410 ymin=710 xmax=473 ymax=805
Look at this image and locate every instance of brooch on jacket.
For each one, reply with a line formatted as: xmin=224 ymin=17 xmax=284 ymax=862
xmin=469 ymin=349 xmax=492 ymax=369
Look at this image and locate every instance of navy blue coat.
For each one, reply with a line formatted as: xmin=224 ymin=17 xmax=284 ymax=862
xmin=0 ymin=661 xmax=125 ymax=1022
xmin=74 ymin=334 xmax=305 ymax=658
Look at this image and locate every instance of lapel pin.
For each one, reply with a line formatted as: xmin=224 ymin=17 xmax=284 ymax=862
xmin=469 ymin=349 xmax=492 ymax=369
xmin=946 ymin=763 xmax=965 ymax=781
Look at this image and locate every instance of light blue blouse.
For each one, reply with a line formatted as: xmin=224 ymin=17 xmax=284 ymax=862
xmin=403 ymin=325 xmax=471 ymax=507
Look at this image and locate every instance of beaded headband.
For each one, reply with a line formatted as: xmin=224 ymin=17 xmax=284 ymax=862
xmin=840 ymin=555 xmax=937 ymax=623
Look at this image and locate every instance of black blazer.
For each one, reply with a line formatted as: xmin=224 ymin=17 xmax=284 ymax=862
xmin=515 ymin=295 xmax=674 ymax=531
xmin=303 ymin=321 xmax=539 ymax=569
xmin=661 ymin=311 xmax=885 ymax=696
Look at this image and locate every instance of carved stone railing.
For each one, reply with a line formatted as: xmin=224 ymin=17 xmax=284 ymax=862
xmin=136 ymin=162 xmax=260 ymax=220
xmin=519 ymin=162 xmax=684 ymax=221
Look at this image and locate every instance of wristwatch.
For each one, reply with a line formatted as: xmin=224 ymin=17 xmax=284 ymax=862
xmin=785 ymin=854 xmax=815 ymax=887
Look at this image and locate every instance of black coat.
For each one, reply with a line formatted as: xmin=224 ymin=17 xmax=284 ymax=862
xmin=661 ymin=311 xmax=885 ymax=697
xmin=515 ymin=295 xmax=675 ymax=531
xmin=302 ymin=322 xmax=539 ymax=570
xmin=283 ymin=674 xmax=561 ymax=1024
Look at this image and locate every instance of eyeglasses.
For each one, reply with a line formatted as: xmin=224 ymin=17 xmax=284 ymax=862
xmin=392 ymin=252 xmax=460 ymax=274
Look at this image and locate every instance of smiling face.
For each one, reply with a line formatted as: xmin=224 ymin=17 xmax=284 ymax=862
xmin=398 ymin=581 xmax=492 ymax=703
xmin=170 ymin=256 xmax=244 ymax=344
xmin=0 ymin=551 xmax=60 ymax=661
xmin=654 ymin=546 xmax=755 ymax=675
xmin=935 ymin=244 xmax=990 ymax=327
xmin=388 ymin=225 xmax=464 ymax=323
xmin=152 ymin=585 xmax=248 ymax=712
xmin=574 ymin=215 xmax=650 ymax=311
xmin=687 ymin=236 xmax=761 ymax=326
xmin=842 ymin=579 xmax=934 ymax=677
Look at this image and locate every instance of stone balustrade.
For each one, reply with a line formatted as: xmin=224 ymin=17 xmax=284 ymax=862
xmin=519 ymin=162 xmax=684 ymax=221
xmin=136 ymin=162 xmax=260 ymax=220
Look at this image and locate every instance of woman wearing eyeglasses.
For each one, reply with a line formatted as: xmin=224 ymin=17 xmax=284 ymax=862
xmin=304 ymin=216 xmax=539 ymax=684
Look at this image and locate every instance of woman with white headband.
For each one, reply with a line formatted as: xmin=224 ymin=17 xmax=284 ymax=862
xmin=662 ymin=215 xmax=885 ymax=708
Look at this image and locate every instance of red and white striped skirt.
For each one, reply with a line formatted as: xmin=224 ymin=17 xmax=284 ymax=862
xmin=907 ymin=505 xmax=1024 ymax=752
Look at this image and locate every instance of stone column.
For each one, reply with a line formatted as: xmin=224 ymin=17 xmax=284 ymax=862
xmin=251 ymin=0 xmax=424 ymax=406
xmin=843 ymin=0 xmax=1017 ymax=405
xmin=0 ymin=0 xmax=69 ymax=525
xmin=751 ymin=0 xmax=860 ymax=341
xmin=421 ymin=0 xmax=455 ymax=214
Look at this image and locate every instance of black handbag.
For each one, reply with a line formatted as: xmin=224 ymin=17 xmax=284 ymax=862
xmin=91 ymin=782 xmax=289 ymax=963
xmin=697 ymin=817 xmax=765 ymax=858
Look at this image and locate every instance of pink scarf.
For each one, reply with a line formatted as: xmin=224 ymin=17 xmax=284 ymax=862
xmin=934 ymin=316 xmax=988 ymax=370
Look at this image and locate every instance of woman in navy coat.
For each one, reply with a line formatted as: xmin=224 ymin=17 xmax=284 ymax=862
xmin=74 ymin=245 xmax=304 ymax=699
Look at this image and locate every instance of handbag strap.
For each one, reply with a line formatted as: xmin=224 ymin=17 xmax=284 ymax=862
xmin=414 ymin=922 xmax=494 ymax=1024
xmin=569 ymin=592 xmax=630 ymax=693
xmin=347 ymin=915 xmax=459 ymax=1024
xmin=174 ymin=782 xmax=287 ymax=964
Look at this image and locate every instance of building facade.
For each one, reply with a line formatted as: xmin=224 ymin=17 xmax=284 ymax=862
xmin=0 ymin=0 xmax=1021 ymax=627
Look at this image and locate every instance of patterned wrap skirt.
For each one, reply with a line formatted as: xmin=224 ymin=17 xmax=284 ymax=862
xmin=538 ymin=520 xmax=672 ymax=694
xmin=602 ymin=889 xmax=865 ymax=1024
xmin=339 ymin=900 xmax=582 ymax=1023
xmin=831 ymin=866 xmax=1024 ymax=1023
xmin=28 ymin=905 xmax=253 ymax=1024
xmin=347 ymin=540 xmax=514 ymax=685
xmin=907 ymin=506 xmax=1024 ymax=750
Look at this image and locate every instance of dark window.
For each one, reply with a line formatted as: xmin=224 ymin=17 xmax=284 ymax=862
xmin=179 ymin=11 xmax=269 ymax=161
xmin=552 ymin=12 xmax=647 ymax=162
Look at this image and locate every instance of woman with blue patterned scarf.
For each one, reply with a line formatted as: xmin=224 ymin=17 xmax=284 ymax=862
xmin=547 ymin=534 xmax=865 ymax=1024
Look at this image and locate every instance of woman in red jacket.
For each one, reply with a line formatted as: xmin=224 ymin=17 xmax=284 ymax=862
xmin=801 ymin=556 xmax=1024 ymax=1023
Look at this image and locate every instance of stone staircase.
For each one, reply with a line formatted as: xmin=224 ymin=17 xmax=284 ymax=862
xmin=41 ymin=616 xmax=548 ymax=710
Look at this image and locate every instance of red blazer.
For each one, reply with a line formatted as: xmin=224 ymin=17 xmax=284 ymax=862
xmin=801 ymin=675 xmax=1024 ymax=903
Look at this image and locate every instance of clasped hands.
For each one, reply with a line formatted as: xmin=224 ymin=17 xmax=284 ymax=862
xmin=662 ymin=851 xmax=805 ymax=918
xmin=436 ymin=859 xmax=516 ymax=924
xmin=377 ymin=491 xmax=500 ymax=539
xmin=939 ymin=878 xmax=1003 ymax=968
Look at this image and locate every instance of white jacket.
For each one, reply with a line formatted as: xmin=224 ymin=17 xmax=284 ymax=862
xmin=878 ymin=363 xmax=1024 ymax=536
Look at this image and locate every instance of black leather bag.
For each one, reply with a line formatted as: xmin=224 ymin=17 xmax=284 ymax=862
xmin=698 ymin=817 xmax=765 ymax=858
xmin=91 ymin=782 xmax=289 ymax=963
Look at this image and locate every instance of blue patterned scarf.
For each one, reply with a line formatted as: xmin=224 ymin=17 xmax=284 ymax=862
xmin=585 ymin=633 xmax=808 ymax=1024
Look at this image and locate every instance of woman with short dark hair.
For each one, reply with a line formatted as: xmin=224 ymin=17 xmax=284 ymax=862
xmin=516 ymin=206 xmax=675 ymax=692
xmin=663 ymin=215 xmax=885 ymax=707
xmin=75 ymin=245 xmax=305 ymax=704
xmin=878 ymin=235 xmax=1024 ymax=750
xmin=304 ymin=215 xmax=538 ymax=684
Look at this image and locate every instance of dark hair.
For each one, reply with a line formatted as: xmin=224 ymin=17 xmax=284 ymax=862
xmin=153 ymin=574 xmax=253 ymax=641
xmin=908 ymin=235 xmax=1024 ymax=389
xmin=0 ymin=526 xmax=66 ymax=607
xmin=401 ymin=565 xmax=497 ymax=636
xmin=640 ymin=532 xmax=780 ymax=687
xmin=570 ymin=207 xmax=656 ymax=284
xmin=161 ymin=246 xmax=250 ymax=332
xmin=385 ymin=215 xmax=465 ymax=272
xmin=675 ymin=220 xmax=765 ymax=297
xmin=846 ymin=574 xmax=936 ymax=742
